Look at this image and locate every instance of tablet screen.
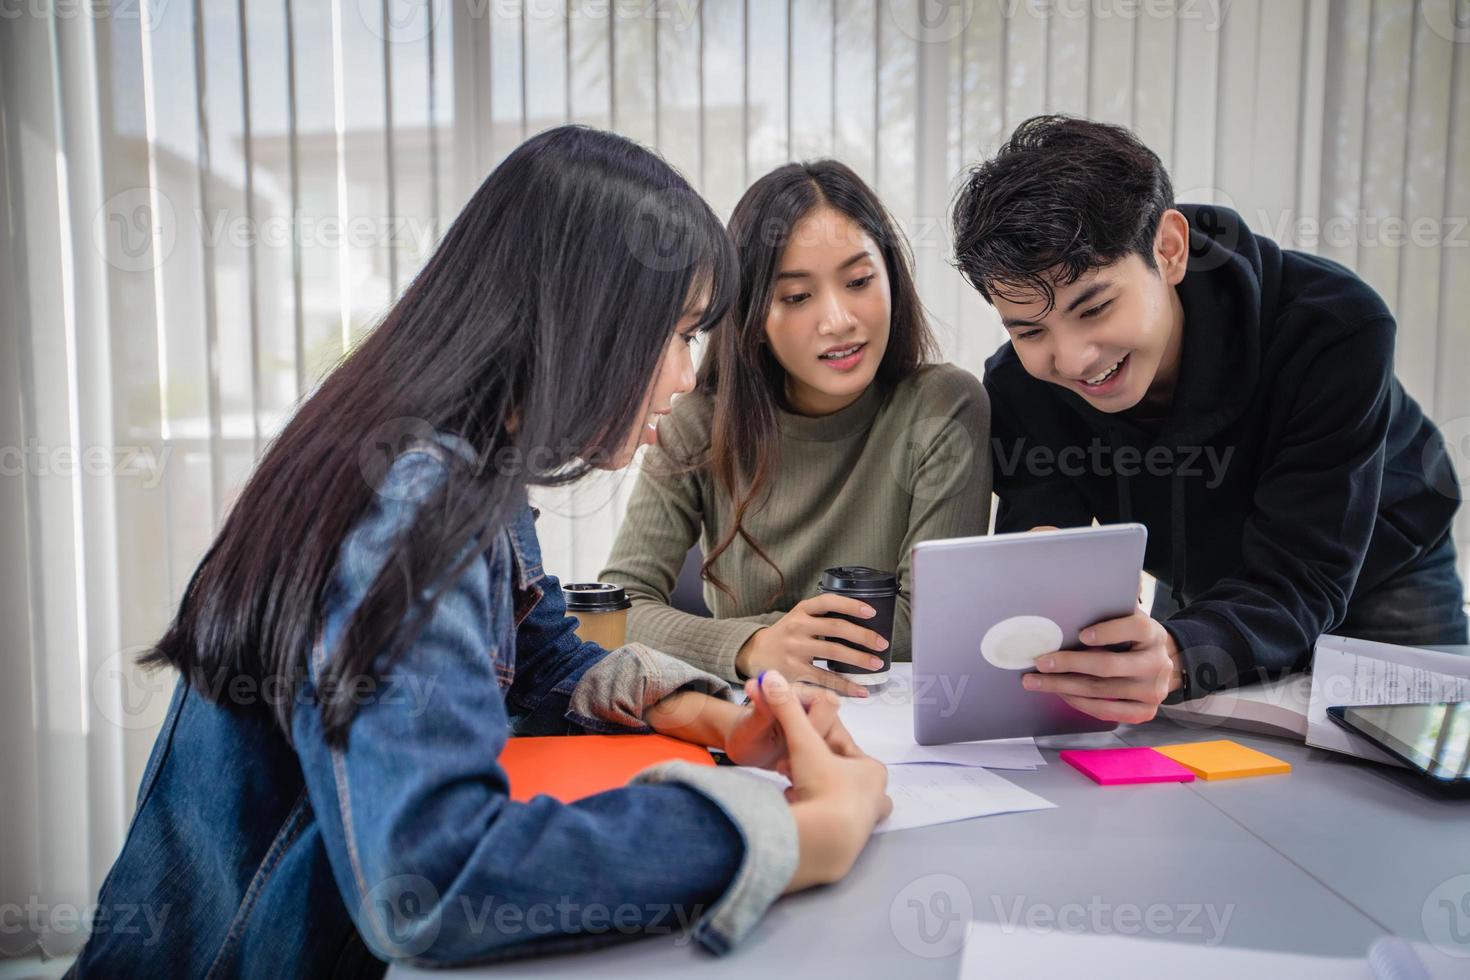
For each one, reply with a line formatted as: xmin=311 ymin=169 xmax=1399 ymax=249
xmin=1340 ymin=702 xmax=1470 ymax=781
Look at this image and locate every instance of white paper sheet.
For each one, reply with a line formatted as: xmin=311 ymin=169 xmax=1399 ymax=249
xmin=1306 ymin=635 xmax=1470 ymax=766
xmin=958 ymin=922 xmax=1467 ymax=980
xmin=834 ymin=663 xmax=1046 ymax=770
xmin=958 ymin=921 xmax=1368 ymax=979
xmin=736 ymin=763 xmax=1055 ymax=835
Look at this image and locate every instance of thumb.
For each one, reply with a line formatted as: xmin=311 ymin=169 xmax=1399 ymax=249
xmin=754 ymin=671 xmax=826 ymax=762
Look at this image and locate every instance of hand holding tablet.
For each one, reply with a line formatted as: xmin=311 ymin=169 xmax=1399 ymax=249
xmin=1021 ymin=608 xmax=1185 ymax=725
xmin=912 ymin=523 xmax=1168 ymax=743
xmin=1012 ymin=525 xmax=1184 ymax=724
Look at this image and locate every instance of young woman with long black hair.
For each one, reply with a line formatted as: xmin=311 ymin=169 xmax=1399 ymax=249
xmin=69 ymin=127 xmax=890 ymax=978
xmin=602 ymin=161 xmax=993 ymax=697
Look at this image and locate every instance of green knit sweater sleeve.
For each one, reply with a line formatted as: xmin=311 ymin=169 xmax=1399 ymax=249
xmin=887 ymin=364 xmax=995 ymax=659
xmin=600 ymin=399 xmax=778 ymax=682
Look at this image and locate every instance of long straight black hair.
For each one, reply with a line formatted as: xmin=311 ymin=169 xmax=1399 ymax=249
xmin=695 ymin=160 xmax=937 ymax=599
xmin=142 ymin=126 xmax=736 ymax=746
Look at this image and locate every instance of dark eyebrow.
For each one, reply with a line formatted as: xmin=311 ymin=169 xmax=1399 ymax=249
xmin=775 ymin=250 xmax=873 ymax=281
xmin=1063 ymin=280 xmax=1113 ymax=314
xmin=1002 ymin=280 xmax=1115 ymax=329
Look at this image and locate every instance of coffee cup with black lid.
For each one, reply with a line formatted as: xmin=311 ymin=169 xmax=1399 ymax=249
xmin=817 ymin=566 xmax=899 ymax=685
xmin=562 ymin=583 xmax=632 ymax=649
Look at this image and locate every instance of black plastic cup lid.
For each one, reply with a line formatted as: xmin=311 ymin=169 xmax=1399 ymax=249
xmin=818 ymin=566 xmax=899 ymax=597
xmin=562 ymin=582 xmax=632 ymax=612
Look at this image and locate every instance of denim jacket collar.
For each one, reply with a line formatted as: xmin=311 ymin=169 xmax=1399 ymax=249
xmin=504 ymin=497 xmax=545 ymax=591
xmin=411 ymin=432 xmax=545 ymax=592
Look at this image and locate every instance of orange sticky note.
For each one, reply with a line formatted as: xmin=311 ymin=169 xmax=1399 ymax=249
xmin=1154 ymin=739 xmax=1291 ymax=780
xmin=499 ymin=734 xmax=715 ymax=803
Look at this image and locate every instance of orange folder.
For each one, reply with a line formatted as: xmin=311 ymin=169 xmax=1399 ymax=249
xmin=499 ymin=734 xmax=716 ymax=803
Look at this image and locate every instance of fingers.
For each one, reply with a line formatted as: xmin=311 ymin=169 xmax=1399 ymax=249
xmin=824 ymin=717 xmax=862 ymax=757
xmin=1080 ymin=610 xmax=1154 ymax=648
xmin=752 ymin=671 xmax=827 ymax=760
xmin=806 ymin=636 xmax=886 ymax=671
xmin=794 ymin=664 xmax=871 ymax=699
xmin=797 ymin=685 xmax=842 ymax=733
xmin=1038 ymin=648 xmax=1141 ymax=679
xmin=1028 ymin=525 xmax=1059 ymax=532
xmin=857 ymin=757 xmax=891 ymax=822
xmin=795 ymin=689 xmax=862 ymax=756
xmin=797 ymin=593 xmax=877 ymax=621
xmin=799 ymin=690 xmax=864 ymax=758
xmin=1023 ymin=667 xmax=1171 ymax=706
xmin=1057 ymin=693 xmax=1161 ymax=725
xmin=803 ymin=618 xmax=889 ymax=658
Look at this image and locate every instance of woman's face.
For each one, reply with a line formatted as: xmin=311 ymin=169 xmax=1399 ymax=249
xmin=601 ymin=295 xmax=704 ymax=469
xmin=764 ymin=206 xmax=892 ymax=416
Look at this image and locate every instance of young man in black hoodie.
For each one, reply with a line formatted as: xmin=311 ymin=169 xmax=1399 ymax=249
xmin=951 ymin=115 xmax=1466 ymax=723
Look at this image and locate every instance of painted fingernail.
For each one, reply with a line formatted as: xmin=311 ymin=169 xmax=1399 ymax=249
xmin=757 ymin=670 xmax=768 ymax=689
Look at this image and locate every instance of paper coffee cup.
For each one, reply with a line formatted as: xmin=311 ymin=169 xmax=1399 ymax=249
xmin=817 ymin=566 xmax=899 ymax=685
xmin=562 ymin=582 xmax=632 ymax=649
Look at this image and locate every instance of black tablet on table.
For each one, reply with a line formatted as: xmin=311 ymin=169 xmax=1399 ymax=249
xmin=1327 ymin=701 xmax=1470 ymax=793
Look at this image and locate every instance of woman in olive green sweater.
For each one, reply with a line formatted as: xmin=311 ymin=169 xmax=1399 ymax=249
xmin=602 ymin=160 xmax=992 ymax=697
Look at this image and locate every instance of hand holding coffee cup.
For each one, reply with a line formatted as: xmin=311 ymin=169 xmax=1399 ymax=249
xmin=815 ymin=567 xmax=899 ymax=686
xmin=733 ymin=590 xmax=891 ymax=699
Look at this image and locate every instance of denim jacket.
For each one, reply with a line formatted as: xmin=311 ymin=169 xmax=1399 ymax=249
xmin=70 ymin=439 xmax=797 ymax=978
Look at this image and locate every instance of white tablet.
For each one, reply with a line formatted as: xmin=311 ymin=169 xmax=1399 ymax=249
xmin=910 ymin=524 xmax=1147 ymax=744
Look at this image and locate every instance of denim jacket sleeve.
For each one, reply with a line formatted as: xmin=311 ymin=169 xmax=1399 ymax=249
xmin=291 ymin=447 xmax=797 ymax=966
xmin=499 ymin=508 xmax=729 ymax=737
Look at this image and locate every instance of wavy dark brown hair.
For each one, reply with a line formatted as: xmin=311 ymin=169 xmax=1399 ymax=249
xmin=694 ymin=160 xmax=938 ymax=600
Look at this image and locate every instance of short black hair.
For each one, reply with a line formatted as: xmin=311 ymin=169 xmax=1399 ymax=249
xmin=951 ymin=115 xmax=1175 ymax=315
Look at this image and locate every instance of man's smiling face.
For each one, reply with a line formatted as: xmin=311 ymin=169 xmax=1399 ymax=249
xmin=991 ymin=209 xmax=1190 ymax=414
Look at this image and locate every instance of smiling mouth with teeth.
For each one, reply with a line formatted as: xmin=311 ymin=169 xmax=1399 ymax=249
xmin=820 ymin=343 xmax=865 ymax=360
xmin=1081 ymin=355 xmax=1126 ymax=387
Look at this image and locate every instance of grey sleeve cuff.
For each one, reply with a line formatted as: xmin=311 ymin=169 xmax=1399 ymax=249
xmin=566 ymin=642 xmax=734 ymax=733
xmin=631 ymin=761 xmax=799 ymax=955
xmin=704 ymin=618 xmax=770 ymax=684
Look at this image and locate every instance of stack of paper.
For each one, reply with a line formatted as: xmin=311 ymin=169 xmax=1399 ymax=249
xmin=729 ymin=664 xmax=1058 ymax=835
xmin=736 ymin=763 xmax=1055 ymax=835
xmin=835 ymin=663 xmax=1046 ymax=770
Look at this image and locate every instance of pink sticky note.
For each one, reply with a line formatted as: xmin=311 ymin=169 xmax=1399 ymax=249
xmin=1059 ymin=747 xmax=1197 ymax=786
